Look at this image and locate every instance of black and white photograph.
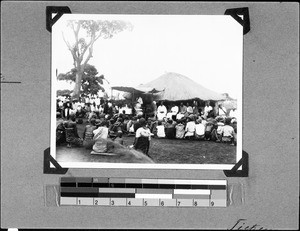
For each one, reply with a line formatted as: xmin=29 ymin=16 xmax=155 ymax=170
xmin=51 ymin=14 xmax=243 ymax=169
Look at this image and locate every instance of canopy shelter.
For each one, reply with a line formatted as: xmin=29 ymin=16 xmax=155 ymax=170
xmin=111 ymin=86 xmax=162 ymax=102
xmin=139 ymin=72 xmax=226 ymax=102
xmin=111 ymin=86 xmax=161 ymax=94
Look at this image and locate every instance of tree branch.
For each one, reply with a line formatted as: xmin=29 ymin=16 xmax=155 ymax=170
xmin=62 ymin=32 xmax=72 ymax=50
xmin=82 ymin=46 xmax=93 ymax=69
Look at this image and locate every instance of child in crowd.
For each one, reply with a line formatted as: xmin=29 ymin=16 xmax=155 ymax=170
xmin=215 ymin=118 xmax=225 ymax=142
xmin=204 ymin=121 xmax=214 ymax=141
xmin=175 ymin=119 xmax=185 ymax=139
xmin=195 ymin=118 xmax=205 ymax=140
xmin=184 ymin=117 xmax=196 ymax=139
xmin=114 ymin=131 xmax=124 ymax=145
xmin=156 ymin=121 xmax=166 ymax=138
xmin=128 ymin=116 xmax=137 ymax=136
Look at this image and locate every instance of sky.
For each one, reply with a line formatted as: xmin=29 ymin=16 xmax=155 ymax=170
xmin=52 ymin=14 xmax=243 ymax=99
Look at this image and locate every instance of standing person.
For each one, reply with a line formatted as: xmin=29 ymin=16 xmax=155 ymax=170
xmin=157 ymin=101 xmax=167 ymax=121
xmin=103 ymin=100 xmax=109 ymax=114
xmin=229 ymin=108 xmax=237 ymax=118
xmin=91 ymin=121 xmax=109 ymax=154
xmin=218 ymin=103 xmax=227 ymax=117
xmin=204 ymin=101 xmax=213 ymax=118
xmin=63 ymin=101 xmax=72 ymax=120
xmin=151 ymin=101 xmax=157 ymax=119
xmin=193 ymin=100 xmax=199 ymax=116
xmin=133 ymin=118 xmax=152 ymax=156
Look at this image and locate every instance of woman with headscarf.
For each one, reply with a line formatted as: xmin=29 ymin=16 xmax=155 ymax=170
xmin=64 ymin=114 xmax=83 ymax=148
xmin=91 ymin=120 xmax=109 ymax=154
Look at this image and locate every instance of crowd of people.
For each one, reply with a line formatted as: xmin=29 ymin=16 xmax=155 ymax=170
xmin=56 ymin=95 xmax=238 ymax=158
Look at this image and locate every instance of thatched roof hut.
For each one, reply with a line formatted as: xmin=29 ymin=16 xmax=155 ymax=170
xmin=139 ymin=72 xmax=225 ymax=101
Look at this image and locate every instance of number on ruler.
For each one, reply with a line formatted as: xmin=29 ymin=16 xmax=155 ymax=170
xmin=144 ymin=200 xmax=148 ymax=206
xmin=78 ymin=199 xmax=81 ymax=205
xmin=128 ymin=200 xmax=131 ymax=206
xmin=94 ymin=199 xmax=98 ymax=205
xmin=160 ymin=200 xmax=164 ymax=206
xmin=211 ymin=201 xmax=214 ymax=206
xmin=194 ymin=201 xmax=198 ymax=206
xmin=177 ymin=201 xmax=181 ymax=206
xmin=111 ymin=200 xmax=115 ymax=206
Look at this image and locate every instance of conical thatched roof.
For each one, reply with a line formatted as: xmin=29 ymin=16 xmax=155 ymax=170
xmin=140 ymin=72 xmax=225 ymax=101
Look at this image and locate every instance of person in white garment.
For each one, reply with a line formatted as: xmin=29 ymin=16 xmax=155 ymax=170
xmin=157 ymin=101 xmax=167 ymax=121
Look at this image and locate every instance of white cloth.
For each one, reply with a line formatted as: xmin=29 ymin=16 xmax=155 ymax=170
xmin=171 ymin=106 xmax=179 ymax=114
xmin=218 ymin=106 xmax=227 ymax=116
xmin=95 ymin=97 xmax=101 ymax=106
xmin=176 ymin=113 xmax=185 ymax=120
xmin=137 ymin=97 xmax=143 ymax=105
xmin=229 ymin=109 xmax=237 ymax=118
xmin=204 ymin=106 xmax=212 ymax=115
xmin=195 ymin=123 xmax=205 ymax=136
xmin=222 ymin=125 xmax=234 ymax=137
xmin=93 ymin=126 xmax=108 ymax=139
xmin=156 ymin=125 xmax=166 ymax=138
xmin=185 ymin=121 xmax=196 ymax=137
xmin=157 ymin=105 xmax=167 ymax=120
xmin=136 ymin=127 xmax=151 ymax=140
xmin=216 ymin=122 xmax=224 ymax=135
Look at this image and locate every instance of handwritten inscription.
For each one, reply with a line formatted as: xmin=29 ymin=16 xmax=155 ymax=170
xmin=229 ymin=219 xmax=268 ymax=230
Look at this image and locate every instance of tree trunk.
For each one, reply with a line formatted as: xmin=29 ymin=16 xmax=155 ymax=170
xmin=73 ymin=70 xmax=83 ymax=100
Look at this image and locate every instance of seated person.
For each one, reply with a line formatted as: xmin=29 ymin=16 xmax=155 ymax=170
xmin=221 ymin=118 xmax=235 ymax=145
xmin=109 ymin=117 xmax=123 ymax=138
xmin=156 ymin=121 xmax=166 ymax=138
xmin=204 ymin=121 xmax=214 ymax=141
xmin=122 ymin=115 xmax=130 ymax=133
xmin=186 ymin=103 xmax=193 ymax=115
xmin=64 ymin=114 xmax=83 ymax=148
xmin=56 ymin=121 xmax=66 ymax=145
xmin=175 ymin=119 xmax=185 ymax=139
xmin=215 ymin=118 xmax=225 ymax=142
xmin=195 ymin=118 xmax=205 ymax=140
xmin=165 ymin=119 xmax=176 ymax=139
xmin=128 ymin=116 xmax=137 ymax=135
xmin=184 ymin=117 xmax=196 ymax=139
xmin=82 ymin=118 xmax=97 ymax=149
xmin=91 ymin=121 xmax=109 ymax=154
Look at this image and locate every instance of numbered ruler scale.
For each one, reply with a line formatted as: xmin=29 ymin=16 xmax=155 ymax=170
xmin=60 ymin=177 xmax=227 ymax=207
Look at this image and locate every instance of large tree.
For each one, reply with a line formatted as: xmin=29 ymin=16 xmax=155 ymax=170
xmin=58 ymin=64 xmax=105 ymax=98
xmin=62 ymin=19 xmax=133 ymax=99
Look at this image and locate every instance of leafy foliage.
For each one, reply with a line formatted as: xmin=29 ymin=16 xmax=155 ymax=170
xmin=58 ymin=64 xmax=105 ymax=97
xmin=62 ymin=19 xmax=133 ymax=99
xmin=57 ymin=89 xmax=73 ymax=97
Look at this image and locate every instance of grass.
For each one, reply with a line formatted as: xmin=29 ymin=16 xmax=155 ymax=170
xmin=56 ymin=118 xmax=236 ymax=165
